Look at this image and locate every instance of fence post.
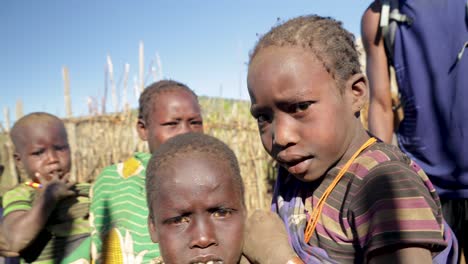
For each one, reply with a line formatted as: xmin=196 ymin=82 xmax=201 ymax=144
xmin=63 ymin=66 xmax=72 ymax=118
xmin=3 ymin=107 xmax=19 ymax=188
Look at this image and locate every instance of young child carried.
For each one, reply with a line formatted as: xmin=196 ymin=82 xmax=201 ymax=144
xmin=2 ymin=112 xmax=91 ymax=263
xmin=244 ymin=15 xmax=458 ymax=264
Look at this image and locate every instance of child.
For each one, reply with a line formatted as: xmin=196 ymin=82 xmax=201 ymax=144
xmin=146 ymin=132 xmax=246 ymax=264
xmin=90 ymin=80 xmax=204 ymax=263
xmin=0 ymin=156 xmax=20 ymax=262
xmin=2 ymin=112 xmax=91 ymax=263
xmin=244 ymin=15 xmax=458 ymax=263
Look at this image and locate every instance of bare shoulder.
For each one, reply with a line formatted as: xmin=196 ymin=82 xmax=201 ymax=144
xmin=361 ymin=1 xmax=382 ymax=45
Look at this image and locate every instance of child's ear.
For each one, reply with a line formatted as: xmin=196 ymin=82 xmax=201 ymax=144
xmin=346 ymin=73 xmax=368 ymax=114
xmin=147 ymin=216 xmax=159 ymax=243
xmin=136 ymin=119 xmax=148 ymax=142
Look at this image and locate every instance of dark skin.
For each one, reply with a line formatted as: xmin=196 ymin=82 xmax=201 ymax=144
xmin=148 ymin=154 xmax=245 ymax=264
xmin=247 ymin=45 xmax=431 ymax=263
xmin=242 ymin=210 xmax=301 ymax=264
xmin=248 ymin=46 xmax=369 ymax=183
xmin=361 ymin=1 xmax=394 ymax=143
xmin=3 ymin=119 xmax=76 ymax=252
xmin=136 ymin=89 xmax=204 ymax=153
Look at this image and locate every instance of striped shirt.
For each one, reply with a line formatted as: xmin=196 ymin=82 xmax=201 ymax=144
xmin=90 ymin=152 xmax=160 ymax=264
xmin=273 ymin=142 xmax=452 ymax=263
xmin=2 ymin=183 xmax=91 ymax=264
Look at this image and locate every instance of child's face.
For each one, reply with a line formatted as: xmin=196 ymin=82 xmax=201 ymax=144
xmin=248 ymin=46 xmax=362 ymax=182
xmin=148 ymin=154 xmax=245 ymax=264
xmin=138 ymin=89 xmax=204 ymax=153
xmin=14 ymin=120 xmax=71 ymax=182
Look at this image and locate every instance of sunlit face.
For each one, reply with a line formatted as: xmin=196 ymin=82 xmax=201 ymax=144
xmin=247 ymin=46 xmax=360 ymax=182
xmin=148 ymin=154 xmax=245 ymax=264
xmin=14 ymin=120 xmax=71 ymax=182
xmin=138 ymin=89 xmax=204 ymax=153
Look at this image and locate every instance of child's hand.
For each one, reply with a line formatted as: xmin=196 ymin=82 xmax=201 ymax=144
xmin=243 ymin=210 xmax=301 ymax=264
xmin=36 ymin=171 xmax=76 ymax=202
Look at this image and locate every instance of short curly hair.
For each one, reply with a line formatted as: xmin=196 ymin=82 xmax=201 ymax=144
xmin=138 ymin=79 xmax=198 ymax=124
xmin=146 ymin=133 xmax=244 ymax=217
xmin=249 ymin=15 xmax=361 ymax=90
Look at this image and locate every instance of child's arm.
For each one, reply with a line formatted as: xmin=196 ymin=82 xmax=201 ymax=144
xmin=368 ymin=247 xmax=432 ymax=264
xmin=350 ymin=161 xmax=448 ymax=263
xmin=0 ymin=223 xmax=19 ymax=257
xmin=1 ymin=173 xmax=76 ymax=252
xmin=243 ymin=210 xmax=303 ymax=264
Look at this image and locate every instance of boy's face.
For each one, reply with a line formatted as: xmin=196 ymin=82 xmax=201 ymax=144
xmin=247 ymin=46 xmax=363 ymax=182
xmin=14 ymin=120 xmax=71 ymax=181
xmin=138 ymin=89 xmax=204 ymax=153
xmin=148 ymin=154 xmax=245 ymax=264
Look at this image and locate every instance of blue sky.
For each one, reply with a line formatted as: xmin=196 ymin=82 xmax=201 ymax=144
xmin=0 ymin=0 xmax=370 ymax=127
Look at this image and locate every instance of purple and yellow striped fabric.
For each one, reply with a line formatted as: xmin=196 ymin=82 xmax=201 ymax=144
xmin=272 ymin=142 xmax=456 ymax=263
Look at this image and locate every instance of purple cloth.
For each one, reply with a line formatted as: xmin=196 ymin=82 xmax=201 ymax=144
xmin=271 ymin=168 xmax=337 ymax=264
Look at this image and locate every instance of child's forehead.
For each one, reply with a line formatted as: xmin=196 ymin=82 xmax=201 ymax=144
xmin=21 ymin=120 xmax=67 ymax=142
xmin=248 ymin=46 xmax=338 ymax=96
xmin=151 ymin=88 xmax=196 ymax=104
xmin=156 ymin=155 xmax=239 ymax=201
xmin=159 ymin=153 xmax=233 ymax=185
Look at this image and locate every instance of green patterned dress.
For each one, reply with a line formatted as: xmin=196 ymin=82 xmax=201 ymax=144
xmin=90 ymin=152 xmax=160 ymax=264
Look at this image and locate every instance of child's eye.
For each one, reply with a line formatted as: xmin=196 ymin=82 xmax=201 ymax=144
xmin=165 ymin=215 xmax=190 ymax=225
xmin=291 ymin=101 xmax=313 ymax=113
xmin=256 ymin=114 xmax=271 ymax=124
xmin=190 ymin=120 xmax=203 ymax=126
xmin=55 ymin=144 xmax=69 ymax=151
xmin=31 ymin=149 xmax=45 ymax=156
xmin=212 ymin=208 xmax=234 ymax=218
xmin=162 ymin=121 xmax=179 ymax=126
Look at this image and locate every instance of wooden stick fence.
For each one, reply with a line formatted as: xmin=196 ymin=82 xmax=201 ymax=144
xmin=0 ymin=97 xmax=274 ymax=212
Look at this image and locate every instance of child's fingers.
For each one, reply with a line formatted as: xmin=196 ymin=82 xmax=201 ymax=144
xmin=51 ymin=170 xmax=63 ymax=181
xmin=61 ymin=173 xmax=76 ymax=188
xmin=60 ymin=172 xmax=71 ymax=183
xmin=64 ymin=189 xmax=77 ymax=197
xmin=35 ymin=172 xmax=44 ymax=185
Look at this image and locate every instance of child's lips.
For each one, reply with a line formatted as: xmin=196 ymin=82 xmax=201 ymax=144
xmin=279 ymin=156 xmax=313 ymax=175
xmin=190 ymin=255 xmax=223 ymax=264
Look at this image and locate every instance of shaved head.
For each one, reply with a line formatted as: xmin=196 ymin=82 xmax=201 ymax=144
xmin=10 ymin=112 xmax=66 ymax=153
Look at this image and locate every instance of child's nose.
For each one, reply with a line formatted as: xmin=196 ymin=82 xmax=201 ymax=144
xmin=46 ymin=150 xmax=59 ymax=163
xmin=272 ymin=116 xmax=299 ymax=147
xmin=180 ymin=122 xmax=191 ymax=133
xmin=189 ymin=219 xmax=217 ymax=249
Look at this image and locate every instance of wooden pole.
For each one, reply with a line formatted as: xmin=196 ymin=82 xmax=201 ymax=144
xmin=3 ymin=106 xmax=18 ymax=186
xmin=155 ymin=52 xmax=163 ymax=80
xmin=139 ymin=41 xmax=144 ymax=93
xmin=107 ymin=55 xmax=118 ymax=112
xmin=151 ymin=65 xmax=157 ymax=82
xmin=3 ymin=107 xmax=10 ymax=132
xmin=15 ymin=100 xmax=23 ymax=120
xmin=122 ymin=63 xmax=130 ymax=112
xmin=62 ymin=66 xmax=72 ymax=118
xmin=102 ymin=65 xmax=108 ymax=114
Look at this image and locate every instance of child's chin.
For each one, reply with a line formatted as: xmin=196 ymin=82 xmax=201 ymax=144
xmin=293 ymin=172 xmax=323 ymax=182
